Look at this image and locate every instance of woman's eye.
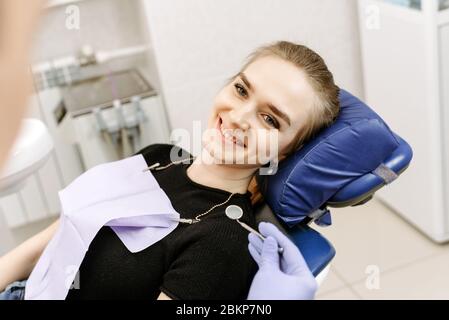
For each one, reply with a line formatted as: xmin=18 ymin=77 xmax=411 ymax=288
xmin=234 ymin=83 xmax=247 ymax=97
xmin=262 ymin=114 xmax=279 ymax=129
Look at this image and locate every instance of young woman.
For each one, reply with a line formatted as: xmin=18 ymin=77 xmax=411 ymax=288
xmin=0 ymin=41 xmax=340 ymax=300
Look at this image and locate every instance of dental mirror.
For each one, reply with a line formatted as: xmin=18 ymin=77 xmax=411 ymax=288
xmin=225 ymin=205 xmax=243 ymax=220
xmin=225 ymin=205 xmax=283 ymax=254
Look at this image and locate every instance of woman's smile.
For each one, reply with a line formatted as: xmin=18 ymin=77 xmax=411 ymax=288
xmin=216 ymin=115 xmax=246 ymax=148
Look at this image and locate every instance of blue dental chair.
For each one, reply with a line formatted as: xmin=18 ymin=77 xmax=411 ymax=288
xmin=254 ymin=89 xmax=413 ymax=279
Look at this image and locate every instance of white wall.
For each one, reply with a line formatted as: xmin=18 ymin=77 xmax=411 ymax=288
xmin=32 ymin=0 xmax=162 ymax=90
xmin=143 ymin=0 xmax=364 ymax=141
xmin=34 ymin=0 xmax=145 ymax=61
xmin=33 ymin=0 xmax=364 ymax=144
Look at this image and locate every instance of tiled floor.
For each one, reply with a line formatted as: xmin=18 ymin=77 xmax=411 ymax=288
xmin=315 ymin=197 xmax=449 ymax=300
xmin=8 ymin=197 xmax=449 ymax=300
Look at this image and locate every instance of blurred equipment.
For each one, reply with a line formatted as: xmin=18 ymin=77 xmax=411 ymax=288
xmin=0 ymin=119 xmax=53 ymax=254
xmin=61 ymin=69 xmax=170 ymax=169
xmin=32 ymin=45 xmax=151 ymax=91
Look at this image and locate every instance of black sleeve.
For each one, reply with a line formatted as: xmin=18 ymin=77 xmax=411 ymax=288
xmin=160 ymin=227 xmax=257 ymax=300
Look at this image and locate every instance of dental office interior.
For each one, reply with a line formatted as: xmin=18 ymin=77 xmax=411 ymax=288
xmin=1 ymin=0 xmax=449 ymax=300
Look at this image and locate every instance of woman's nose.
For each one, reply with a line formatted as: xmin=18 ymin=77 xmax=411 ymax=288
xmin=229 ymin=105 xmax=251 ymax=130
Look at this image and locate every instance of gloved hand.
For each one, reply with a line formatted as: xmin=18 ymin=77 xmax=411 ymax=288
xmin=247 ymin=222 xmax=317 ymax=300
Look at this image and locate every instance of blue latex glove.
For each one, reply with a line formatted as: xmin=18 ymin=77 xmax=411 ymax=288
xmin=247 ymin=222 xmax=317 ymax=300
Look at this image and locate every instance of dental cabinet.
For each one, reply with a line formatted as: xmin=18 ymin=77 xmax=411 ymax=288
xmin=358 ymin=0 xmax=449 ymax=242
xmin=62 ymin=69 xmax=170 ymax=169
xmin=0 ymin=0 xmax=171 ymax=234
xmin=0 ymin=75 xmax=170 ymax=231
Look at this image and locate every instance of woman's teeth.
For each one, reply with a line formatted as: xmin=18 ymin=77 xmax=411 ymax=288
xmin=220 ymin=123 xmax=245 ymax=147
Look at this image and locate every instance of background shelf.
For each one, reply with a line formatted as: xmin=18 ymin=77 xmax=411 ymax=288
xmin=46 ymin=0 xmax=86 ymax=8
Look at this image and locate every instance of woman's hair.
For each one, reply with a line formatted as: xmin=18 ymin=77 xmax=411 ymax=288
xmin=229 ymin=41 xmax=340 ymax=206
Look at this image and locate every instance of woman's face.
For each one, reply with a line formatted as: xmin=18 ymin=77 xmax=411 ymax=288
xmin=203 ymin=56 xmax=316 ymax=170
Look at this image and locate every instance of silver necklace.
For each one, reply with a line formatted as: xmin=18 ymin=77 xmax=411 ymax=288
xmin=143 ymin=156 xmax=237 ymax=224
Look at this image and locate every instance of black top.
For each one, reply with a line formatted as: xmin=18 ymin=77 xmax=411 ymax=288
xmin=65 ymin=144 xmax=257 ymax=300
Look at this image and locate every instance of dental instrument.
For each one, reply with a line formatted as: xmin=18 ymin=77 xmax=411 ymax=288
xmin=113 ymin=99 xmax=132 ymax=158
xmin=225 ymin=205 xmax=284 ymax=254
xmin=93 ymin=107 xmax=118 ymax=159
xmin=130 ymin=96 xmax=146 ymax=152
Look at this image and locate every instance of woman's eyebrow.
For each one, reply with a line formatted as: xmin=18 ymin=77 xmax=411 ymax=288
xmin=239 ymin=72 xmax=253 ymax=91
xmin=239 ymin=72 xmax=291 ymax=126
xmin=267 ymin=103 xmax=291 ymax=126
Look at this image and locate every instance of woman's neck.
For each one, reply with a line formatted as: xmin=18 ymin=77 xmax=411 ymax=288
xmin=186 ymin=148 xmax=257 ymax=194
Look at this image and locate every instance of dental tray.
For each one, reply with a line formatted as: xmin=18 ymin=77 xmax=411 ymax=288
xmin=61 ymin=69 xmax=157 ymax=117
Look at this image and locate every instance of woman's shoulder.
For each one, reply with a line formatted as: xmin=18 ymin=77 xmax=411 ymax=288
xmin=135 ymin=143 xmax=192 ymax=166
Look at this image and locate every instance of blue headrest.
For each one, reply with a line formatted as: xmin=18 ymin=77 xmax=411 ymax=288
xmin=327 ymin=133 xmax=412 ymax=206
xmin=257 ymin=89 xmax=408 ymax=227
